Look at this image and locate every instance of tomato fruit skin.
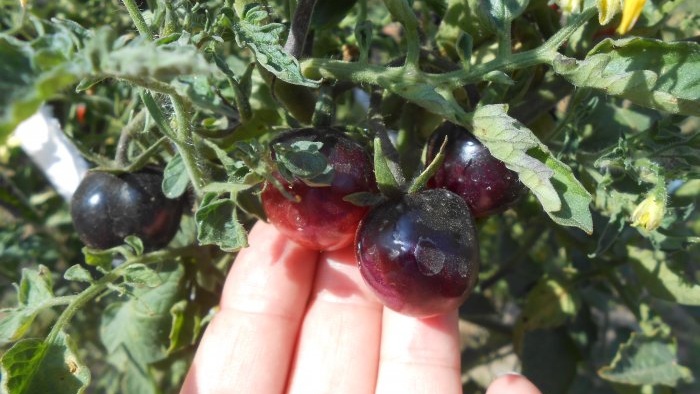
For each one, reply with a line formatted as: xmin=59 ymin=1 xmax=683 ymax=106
xmin=355 ymin=188 xmax=480 ymax=317
xmin=70 ymin=168 xmax=183 ymax=250
xmin=261 ymin=127 xmax=376 ymax=251
xmin=426 ymin=122 xmax=524 ymax=218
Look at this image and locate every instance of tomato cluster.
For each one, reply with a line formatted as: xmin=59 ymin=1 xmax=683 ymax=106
xmin=70 ymin=124 xmax=521 ymax=316
xmin=260 ymin=124 xmax=524 ymax=317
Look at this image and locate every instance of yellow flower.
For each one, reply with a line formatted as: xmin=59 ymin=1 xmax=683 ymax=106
xmin=597 ymin=0 xmax=622 ymax=25
xmin=617 ymin=0 xmax=647 ymax=34
xmin=630 ymin=193 xmax=665 ymax=232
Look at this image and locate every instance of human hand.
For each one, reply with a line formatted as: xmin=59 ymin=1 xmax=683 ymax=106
xmin=181 ymin=221 xmax=541 ymax=394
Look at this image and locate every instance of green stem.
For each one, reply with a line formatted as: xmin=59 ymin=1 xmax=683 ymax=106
xmin=302 ymin=7 xmax=596 ymax=89
xmin=45 ymin=247 xmax=191 ymax=345
xmin=115 ymin=109 xmax=147 ymax=167
xmin=225 ymin=76 xmax=252 ymax=122
xmin=121 ymin=0 xmax=153 ymax=40
xmin=169 ymin=95 xmax=209 ymax=192
xmin=384 ymin=0 xmax=420 ymax=67
xmin=41 ymin=295 xmax=78 ymax=308
xmin=284 ymin=0 xmax=318 ymax=58
xmin=539 ymin=7 xmax=597 ymax=54
xmin=498 ymin=22 xmax=512 ymax=59
xmin=105 ymin=73 xmax=179 ymax=96
xmin=117 ymin=2 xmax=212 ymax=194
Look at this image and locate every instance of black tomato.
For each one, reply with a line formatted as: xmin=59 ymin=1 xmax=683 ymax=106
xmin=261 ymin=127 xmax=376 ymax=251
xmin=426 ymin=122 xmax=524 ymax=218
xmin=70 ymin=168 xmax=183 ymax=250
xmin=355 ymin=188 xmax=480 ymax=317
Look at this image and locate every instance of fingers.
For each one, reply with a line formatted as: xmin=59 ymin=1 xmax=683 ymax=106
xmin=486 ymin=374 xmax=542 ymax=394
xmin=375 ymin=309 xmax=462 ymax=394
xmin=181 ymin=221 xmax=319 ymax=394
xmin=286 ymin=247 xmax=383 ymax=394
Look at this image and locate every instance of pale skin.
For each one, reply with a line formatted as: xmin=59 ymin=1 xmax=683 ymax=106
xmin=181 ymin=221 xmax=542 ymax=394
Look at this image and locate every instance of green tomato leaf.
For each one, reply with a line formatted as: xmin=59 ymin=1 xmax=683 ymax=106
xmin=140 ymin=91 xmax=176 ymax=139
xmin=0 ymin=309 xmax=35 ymax=345
xmin=629 ymin=246 xmax=700 ymax=306
xmin=520 ymin=277 xmax=580 ymax=330
xmin=390 ymin=83 xmax=461 ymax=121
xmin=0 ymin=34 xmax=82 ymax=144
xmin=529 ymin=147 xmax=595 ymax=232
xmin=232 ymin=5 xmax=319 ymax=88
xmin=101 ymin=263 xmax=184 ymax=369
xmin=81 ymin=247 xmax=115 ymax=271
xmin=598 ymin=331 xmax=693 ymax=387
xmin=123 ymin=264 xmax=163 ymax=289
xmin=172 ymin=75 xmax=238 ymax=118
xmin=85 ymin=27 xmax=214 ymax=83
xmin=478 ymin=0 xmax=529 ymax=31
xmin=553 ymin=38 xmax=700 ymax=116
xmin=372 ymin=135 xmax=405 ymax=198
xmin=17 ymin=265 xmax=54 ymax=306
xmin=167 ymin=300 xmax=207 ymax=354
xmin=124 ymin=235 xmax=144 ymax=256
xmin=436 ymin=0 xmax=492 ymax=60
xmin=162 ymin=153 xmax=190 ymax=199
xmin=456 ymin=33 xmax=473 ymax=69
xmin=195 ymin=193 xmax=248 ymax=252
xmin=274 ymin=140 xmax=334 ymax=186
xmin=63 ymin=265 xmax=93 ymax=283
xmin=0 ymin=266 xmax=57 ymax=343
xmin=0 ymin=332 xmax=90 ymax=394
xmin=482 ymin=70 xmax=514 ymax=85
xmin=471 ymin=104 xmax=593 ymax=233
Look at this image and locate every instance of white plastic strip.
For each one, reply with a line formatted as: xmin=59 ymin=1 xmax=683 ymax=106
xmin=13 ymin=106 xmax=89 ymax=201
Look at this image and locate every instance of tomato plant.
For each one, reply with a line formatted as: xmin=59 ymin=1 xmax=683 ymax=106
xmin=1 ymin=0 xmax=700 ymax=393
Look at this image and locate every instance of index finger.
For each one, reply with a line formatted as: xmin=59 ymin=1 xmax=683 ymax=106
xmin=181 ymin=221 xmax=319 ymax=394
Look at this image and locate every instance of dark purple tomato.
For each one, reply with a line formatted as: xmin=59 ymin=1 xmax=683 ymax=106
xmin=71 ymin=168 xmax=183 ymax=250
xmin=426 ymin=122 xmax=524 ymax=218
xmin=261 ymin=127 xmax=376 ymax=251
xmin=356 ymin=188 xmax=480 ymax=317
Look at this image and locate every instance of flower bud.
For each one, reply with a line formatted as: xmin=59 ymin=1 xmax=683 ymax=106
xmin=630 ymin=193 xmax=665 ymax=232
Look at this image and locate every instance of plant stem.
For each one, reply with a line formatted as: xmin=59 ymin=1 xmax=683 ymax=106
xmin=121 ymin=0 xmax=153 ymax=40
xmin=44 ymin=247 xmax=192 ymax=345
xmin=539 ymin=8 xmax=597 ymax=54
xmin=384 ymin=0 xmax=421 ymax=67
xmin=284 ymin=0 xmax=318 ymax=58
xmin=497 ymin=23 xmax=512 ymax=59
xmin=115 ymin=109 xmax=147 ymax=167
xmin=302 ymin=7 xmax=596 ymax=89
xmin=169 ymin=94 xmax=208 ymax=192
xmin=118 ymin=2 xmax=211 ymax=193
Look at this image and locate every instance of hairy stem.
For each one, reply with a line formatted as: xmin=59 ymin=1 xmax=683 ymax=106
xmin=284 ymin=0 xmax=318 ymax=58
xmin=302 ymin=7 xmax=597 ymax=88
xmin=118 ymin=2 xmax=212 ymax=193
xmin=384 ymin=0 xmax=421 ymax=67
xmin=115 ymin=109 xmax=147 ymax=167
xmin=169 ymin=94 xmax=209 ymax=192
xmin=121 ymin=0 xmax=153 ymax=40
